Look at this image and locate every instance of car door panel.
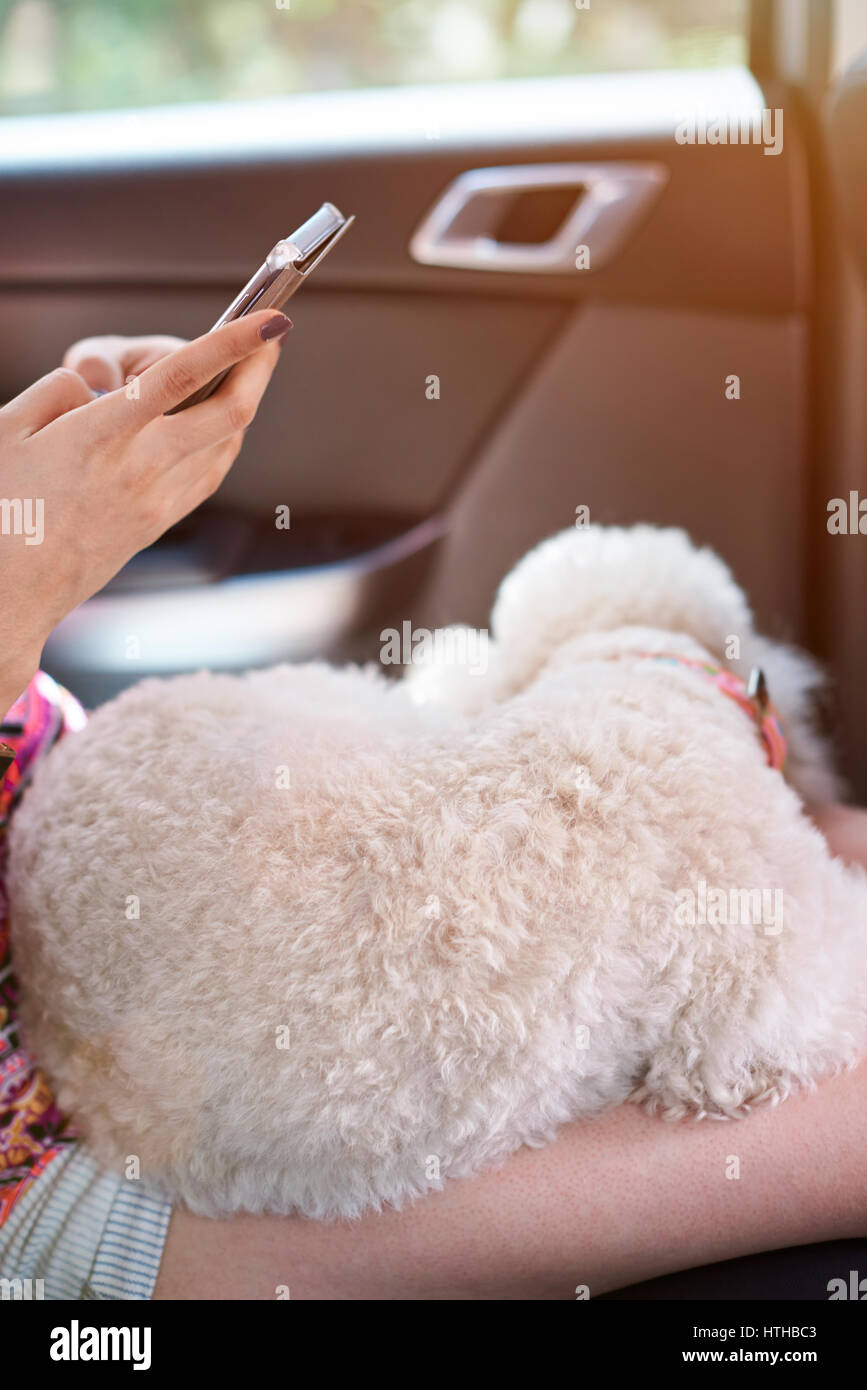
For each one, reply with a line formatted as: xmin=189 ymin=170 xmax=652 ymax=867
xmin=0 ymin=69 xmax=813 ymax=705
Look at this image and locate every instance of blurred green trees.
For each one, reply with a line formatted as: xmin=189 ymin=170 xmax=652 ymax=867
xmin=0 ymin=0 xmax=746 ymax=117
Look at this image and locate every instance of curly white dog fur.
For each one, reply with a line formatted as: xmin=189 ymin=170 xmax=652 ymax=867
xmin=8 ymin=525 xmax=867 ymax=1218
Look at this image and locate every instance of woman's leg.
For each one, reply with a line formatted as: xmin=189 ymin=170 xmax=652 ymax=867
xmin=152 ymin=805 xmax=867 ymax=1301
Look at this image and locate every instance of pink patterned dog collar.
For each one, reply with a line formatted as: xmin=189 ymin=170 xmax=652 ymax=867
xmin=626 ymin=653 xmax=787 ymax=771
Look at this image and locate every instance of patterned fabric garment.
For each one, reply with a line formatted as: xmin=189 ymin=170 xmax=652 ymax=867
xmin=0 ymin=671 xmax=86 ymax=1228
xmin=0 ymin=671 xmax=173 ymax=1298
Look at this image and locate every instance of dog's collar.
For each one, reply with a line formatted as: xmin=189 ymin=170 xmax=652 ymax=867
xmin=617 ymin=652 xmax=787 ymax=771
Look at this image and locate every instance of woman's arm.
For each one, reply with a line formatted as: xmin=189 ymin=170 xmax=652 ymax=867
xmin=153 ymin=1057 xmax=867 ymax=1301
xmin=153 ymin=803 xmax=867 ymax=1301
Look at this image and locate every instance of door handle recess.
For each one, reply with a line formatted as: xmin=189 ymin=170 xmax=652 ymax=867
xmin=409 ymin=162 xmax=668 ymax=274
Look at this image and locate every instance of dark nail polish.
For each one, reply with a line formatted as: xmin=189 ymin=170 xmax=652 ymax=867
xmin=259 ymin=314 xmax=293 ymax=342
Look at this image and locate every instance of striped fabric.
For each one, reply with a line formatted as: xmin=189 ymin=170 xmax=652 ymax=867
xmin=0 ymin=1144 xmax=171 ymax=1299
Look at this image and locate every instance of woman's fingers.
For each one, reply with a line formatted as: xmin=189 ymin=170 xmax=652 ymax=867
xmin=99 ymin=310 xmax=292 ymax=426
xmin=1 ymin=366 xmax=95 ymax=436
xmin=159 ymin=327 xmax=287 ymax=459
xmin=63 ymin=335 xmax=187 ymax=392
xmin=62 ymin=335 xmax=128 ymax=392
xmin=162 ymin=325 xmax=285 ymax=510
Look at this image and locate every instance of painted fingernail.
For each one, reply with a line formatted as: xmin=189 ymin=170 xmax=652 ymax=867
xmin=259 ymin=313 xmax=293 ymax=342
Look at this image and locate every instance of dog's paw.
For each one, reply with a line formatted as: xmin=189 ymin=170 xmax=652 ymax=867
xmin=631 ymin=1058 xmax=797 ymax=1121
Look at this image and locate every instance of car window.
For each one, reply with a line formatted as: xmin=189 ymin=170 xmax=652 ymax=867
xmin=0 ymin=0 xmax=748 ymax=117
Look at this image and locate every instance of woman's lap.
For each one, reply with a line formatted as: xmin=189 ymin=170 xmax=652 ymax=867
xmin=6 ymin=801 xmax=864 ymax=1301
xmin=152 ymin=802 xmax=867 ymax=1300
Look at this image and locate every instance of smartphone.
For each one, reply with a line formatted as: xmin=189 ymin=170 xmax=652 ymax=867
xmin=169 ymin=202 xmax=354 ymax=413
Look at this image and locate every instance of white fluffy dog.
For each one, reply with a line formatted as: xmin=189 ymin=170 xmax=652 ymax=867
xmin=9 ymin=525 xmax=867 ymax=1219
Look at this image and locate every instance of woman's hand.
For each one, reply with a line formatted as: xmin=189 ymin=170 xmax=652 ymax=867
xmin=61 ymin=332 xmax=191 ymax=393
xmin=0 ymin=309 xmax=291 ymax=712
